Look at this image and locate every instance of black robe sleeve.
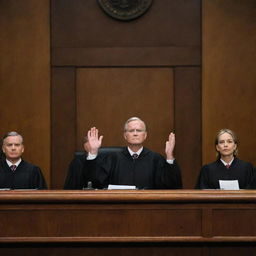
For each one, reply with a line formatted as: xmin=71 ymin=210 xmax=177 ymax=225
xmin=32 ymin=166 xmax=47 ymax=189
xmin=195 ymin=164 xmax=211 ymax=189
xmin=63 ymin=154 xmax=89 ymax=189
xmin=154 ymin=158 xmax=182 ymax=189
xmin=86 ymin=153 xmax=111 ymax=189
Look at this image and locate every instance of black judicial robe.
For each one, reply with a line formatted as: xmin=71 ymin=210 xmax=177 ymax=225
xmin=195 ymin=158 xmax=255 ymax=189
xmin=0 ymin=159 xmax=47 ymax=189
xmin=64 ymin=153 xmax=89 ymax=189
xmin=88 ymin=147 xmax=182 ymax=189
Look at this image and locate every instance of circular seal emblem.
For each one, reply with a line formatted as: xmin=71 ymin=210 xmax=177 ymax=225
xmin=97 ymin=0 xmax=153 ymax=21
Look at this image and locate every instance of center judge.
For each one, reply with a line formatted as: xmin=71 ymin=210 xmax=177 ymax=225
xmin=86 ymin=117 xmax=182 ymax=189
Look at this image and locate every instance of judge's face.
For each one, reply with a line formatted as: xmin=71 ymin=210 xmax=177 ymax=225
xmin=216 ymin=132 xmax=237 ymax=158
xmin=2 ymin=135 xmax=24 ymax=162
xmin=124 ymin=120 xmax=147 ymax=146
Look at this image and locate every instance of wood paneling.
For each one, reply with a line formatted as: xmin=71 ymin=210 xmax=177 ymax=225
xmin=0 ymin=208 xmax=201 ymax=237
xmin=51 ymin=0 xmax=201 ymax=47
xmin=202 ymin=0 xmax=256 ymax=165
xmin=174 ymin=68 xmax=202 ymax=188
xmin=213 ymin=209 xmax=256 ymax=236
xmin=51 ymin=0 xmax=201 ymax=66
xmin=51 ymin=68 xmax=76 ymax=189
xmin=52 ymin=46 xmax=200 ymax=67
xmin=76 ymin=68 xmax=174 ymax=155
xmin=0 ymin=0 xmax=50 ymax=183
xmin=0 ymin=190 xmax=256 ymax=256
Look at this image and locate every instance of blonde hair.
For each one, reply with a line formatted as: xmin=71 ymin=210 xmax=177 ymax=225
xmin=215 ymin=129 xmax=238 ymax=158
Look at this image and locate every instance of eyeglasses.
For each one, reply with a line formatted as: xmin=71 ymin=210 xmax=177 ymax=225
xmin=125 ymin=129 xmax=146 ymax=133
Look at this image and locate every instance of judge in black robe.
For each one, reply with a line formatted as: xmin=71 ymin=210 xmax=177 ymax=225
xmin=0 ymin=159 xmax=47 ymax=189
xmin=86 ymin=117 xmax=182 ymax=189
xmin=88 ymin=147 xmax=182 ymax=189
xmin=195 ymin=128 xmax=255 ymax=189
xmin=195 ymin=157 xmax=255 ymax=189
xmin=1 ymin=131 xmax=47 ymax=189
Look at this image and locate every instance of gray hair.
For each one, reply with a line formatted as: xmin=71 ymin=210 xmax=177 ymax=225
xmin=124 ymin=117 xmax=147 ymax=131
xmin=2 ymin=131 xmax=24 ymax=145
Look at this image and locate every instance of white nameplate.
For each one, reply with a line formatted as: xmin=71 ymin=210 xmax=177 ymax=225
xmin=219 ymin=180 xmax=239 ymax=190
xmin=108 ymin=185 xmax=136 ymax=190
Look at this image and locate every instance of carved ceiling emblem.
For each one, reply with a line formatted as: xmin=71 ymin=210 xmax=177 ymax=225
xmin=97 ymin=0 xmax=153 ymax=21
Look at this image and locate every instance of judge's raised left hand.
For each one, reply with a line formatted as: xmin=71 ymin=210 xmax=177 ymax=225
xmin=165 ymin=132 xmax=175 ymax=160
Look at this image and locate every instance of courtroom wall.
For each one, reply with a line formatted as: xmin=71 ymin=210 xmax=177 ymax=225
xmin=0 ymin=0 xmax=51 ymax=184
xmin=1 ymin=0 xmax=256 ymax=189
xmin=202 ymin=0 xmax=256 ymax=165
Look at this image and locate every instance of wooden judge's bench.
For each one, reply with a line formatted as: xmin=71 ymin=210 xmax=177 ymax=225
xmin=0 ymin=190 xmax=256 ymax=255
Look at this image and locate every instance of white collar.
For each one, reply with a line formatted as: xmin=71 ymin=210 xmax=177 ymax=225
xmin=127 ymin=146 xmax=143 ymax=156
xmin=6 ymin=158 xmax=22 ymax=167
xmin=220 ymin=158 xmax=234 ymax=166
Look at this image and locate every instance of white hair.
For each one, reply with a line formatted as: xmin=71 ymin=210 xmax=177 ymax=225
xmin=124 ymin=117 xmax=147 ymax=131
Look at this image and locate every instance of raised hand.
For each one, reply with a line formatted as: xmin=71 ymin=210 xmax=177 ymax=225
xmin=165 ymin=132 xmax=175 ymax=160
xmin=86 ymin=127 xmax=103 ymax=154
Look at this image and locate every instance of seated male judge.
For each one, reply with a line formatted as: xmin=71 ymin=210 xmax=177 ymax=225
xmin=0 ymin=131 xmax=47 ymax=189
xmin=63 ymin=136 xmax=92 ymax=189
xmin=86 ymin=117 xmax=182 ymax=189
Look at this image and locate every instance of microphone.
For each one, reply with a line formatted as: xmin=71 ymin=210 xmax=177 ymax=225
xmin=83 ymin=181 xmax=93 ymax=190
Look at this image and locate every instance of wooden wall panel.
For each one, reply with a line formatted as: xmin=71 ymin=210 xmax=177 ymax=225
xmin=0 ymin=0 xmax=50 ymax=183
xmin=175 ymin=68 xmax=202 ymax=188
xmin=52 ymin=0 xmax=201 ymax=47
xmin=52 ymin=46 xmax=200 ymax=67
xmin=202 ymin=0 xmax=256 ymax=165
xmin=76 ymin=68 xmax=174 ymax=156
xmin=51 ymin=68 xmax=76 ymax=189
xmin=51 ymin=0 xmax=201 ymax=66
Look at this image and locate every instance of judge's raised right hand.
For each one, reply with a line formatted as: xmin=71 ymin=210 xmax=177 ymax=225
xmin=87 ymin=127 xmax=103 ymax=154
